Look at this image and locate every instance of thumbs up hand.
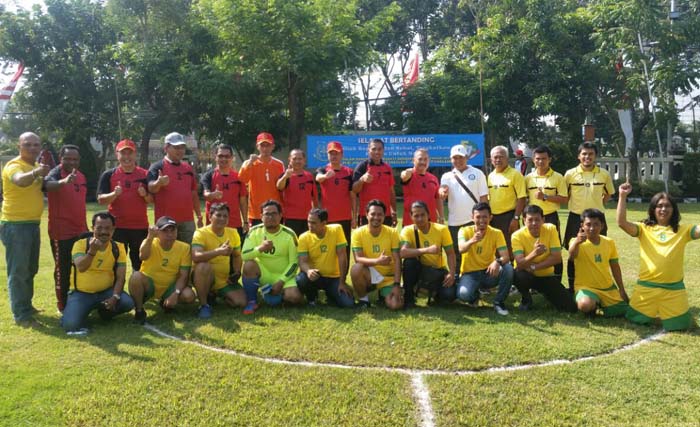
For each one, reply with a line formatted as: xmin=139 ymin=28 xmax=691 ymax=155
xmin=157 ymin=169 xmax=170 ymax=186
xmin=113 ymin=180 xmax=123 ymax=197
xmin=212 ymin=184 xmax=223 ymax=199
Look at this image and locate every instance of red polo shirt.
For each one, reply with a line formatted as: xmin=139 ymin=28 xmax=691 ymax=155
xmin=402 ymin=170 xmax=440 ymax=225
xmin=98 ymin=166 xmax=150 ymax=229
xmin=352 ymin=160 xmax=395 ymax=216
xmin=200 ymin=168 xmax=248 ymax=228
xmin=45 ymin=166 xmax=88 ymax=240
xmin=147 ymin=159 xmax=198 ymax=223
xmin=280 ymin=170 xmax=317 ymax=220
xmin=316 ymin=164 xmax=353 ymax=222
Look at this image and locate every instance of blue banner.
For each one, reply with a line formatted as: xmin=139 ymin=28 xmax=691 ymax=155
xmin=306 ymin=134 xmax=485 ymax=169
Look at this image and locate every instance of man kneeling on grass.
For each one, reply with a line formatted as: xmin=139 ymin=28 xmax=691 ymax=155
xmin=129 ymin=216 xmax=194 ymax=324
xmin=512 ymin=205 xmax=576 ymax=312
xmin=63 ymin=212 xmax=134 ymax=334
xmin=241 ymin=200 xmax=304 ymax=314
xmin=456 ymin=202 xmax=513 ymax=316
xmin=399 ymin=200 xmax=456 ymax=309
xmin=192 ymin=203 xmax=246 ymax=319
xmin=296 ymin=208 xmax=355 ymax=307
xmin=568 ymin=208 xmax=628 ymax=317
xmin=350 ymin=199 xmax=403 ymax=310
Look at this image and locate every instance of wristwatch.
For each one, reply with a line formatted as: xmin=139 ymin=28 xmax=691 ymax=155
xmin=513 ymin=215 xmax=520 ymax=221
xmin=175 ymin=288 xmax=182 ymax=295
xmin=530 ymin=263 xmax=537 ymax=271
xmin=543 ymin=194 xmax=549 ymax=201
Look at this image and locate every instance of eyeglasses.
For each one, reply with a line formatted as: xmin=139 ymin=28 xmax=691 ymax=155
xmin=655 ymin=203 xmax=672 ymax=209
xmin=217 ymin=154 xmax=232 ymax=159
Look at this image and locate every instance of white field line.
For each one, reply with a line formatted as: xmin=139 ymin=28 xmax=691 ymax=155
xmin=144 ymin=325 xmax=665 ymax=427
xmin=144 ymin=324 xmax=665 ymax=377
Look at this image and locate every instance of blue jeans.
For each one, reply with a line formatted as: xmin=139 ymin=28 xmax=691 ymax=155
xmin=295 ymin=272 xmax=355 ymax=308
xmin=1 ymin=222 xmax=40 ymax=322
xmin=456 ymin=263 xmax=514 ymax=305
xmin=62 ymin=288 xmax=135 ymax=331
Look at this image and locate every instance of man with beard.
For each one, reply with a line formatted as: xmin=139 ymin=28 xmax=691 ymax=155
xmin=241 ymin=200 xmax=303 ymax=314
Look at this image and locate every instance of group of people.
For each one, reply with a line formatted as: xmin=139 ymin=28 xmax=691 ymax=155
xmin=1 ymin=132 xmax=696 ymax=334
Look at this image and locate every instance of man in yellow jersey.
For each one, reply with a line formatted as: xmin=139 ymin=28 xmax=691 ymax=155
xmin=399 ymin=201 xmax=456 ymax=309
xmin=350 ymin=199 xmax=402 ymax=310
xmin=618 ymin=184 xmax=699 ymax=331
xmin=1 ymin=132 xmax=50 ymax=326
xmin=569 ymin=208 xmax=628 ymax=317
xmin=241 ymin=200 xmax=303 ymax=314
xmin=524 ymin=145 xmax=568 ymax=276
xmin=487 ymin=146 xmax=526 ymax=253
xmin=192 ymin=203 xmax=246 ymax=319
xmin=296 ymin=208 xmax=354 ymax=307
xmin=512 ymin=205 xmax=576 ymax=312
xmin=456 ymin=202 xmax=513 ymax=316
xmin=129 ymin=216 xmax=194 ymax=324
xmin=564 ymin=142 xmax=614 ymax=290
xmin=62 ymin=212 xmax=135 ymax=333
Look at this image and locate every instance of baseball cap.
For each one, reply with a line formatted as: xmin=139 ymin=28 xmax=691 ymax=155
xmin=327 ymin=141 xmax=343 ymax=153
xmin=515 ymin=149 xmax=524 ymax=156
xmin=155 ymin=216 xmax=177 ymax=230
xmin=256 ymin=132 xmax=274 ymax=145
xmin=164 ymin=132 xmax=186 ymax=146
xmin=450 ymin=144 xmax=468 ymax=158
xmin=115 ymin=139 xmax=137 ymax=152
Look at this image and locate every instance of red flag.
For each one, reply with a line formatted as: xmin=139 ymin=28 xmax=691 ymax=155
xmin=401 ymin=53 xmax=420 ymax=96
xmin=0 ymin=62 xmax=25 ymax=118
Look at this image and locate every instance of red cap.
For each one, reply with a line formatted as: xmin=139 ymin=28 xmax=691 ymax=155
xmin=116 ymin=139 xmax=137 ymax=152
xmin=326 ymin=141 xmax=343 ymax=153
xmin=515 ymin=149 xmax=524 ymax=156
xmin=256 ymin=132 xmax=274 ymax=145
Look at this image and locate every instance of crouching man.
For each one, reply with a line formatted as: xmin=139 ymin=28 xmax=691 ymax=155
xmin=129 ymin=216 xmax=194 ymax=324
xmin=350 ymin=199 xmax=403 ymax=310
xmin=192 ymin=203 xmax=247 ymax=319
xmin=399 ymin=201 xmax=456 ymax=309
xmin=62 ymin=212 xmax=134 ymax=333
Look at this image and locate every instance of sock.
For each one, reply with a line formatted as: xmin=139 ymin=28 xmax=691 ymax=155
xmin=242 ymin=277 xmax=260 ymax=303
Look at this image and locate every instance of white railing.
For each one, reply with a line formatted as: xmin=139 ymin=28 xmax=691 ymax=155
xmin=597 ymin=156 xmax=681 ymax=183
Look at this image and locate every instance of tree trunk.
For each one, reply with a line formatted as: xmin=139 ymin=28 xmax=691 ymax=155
xmin=629 ymin=106 xmax=652 ymax=183
xmin=287 ymin=71 xmax=305 ymax=149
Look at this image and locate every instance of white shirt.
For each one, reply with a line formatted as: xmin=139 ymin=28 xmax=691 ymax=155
xmin=440 ymin=166 xmax=488 ymax=226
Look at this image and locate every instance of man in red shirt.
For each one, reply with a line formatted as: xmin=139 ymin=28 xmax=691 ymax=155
xmin=276 ymin=148 xmax=318 ymax=236
xmin=316 ymin=141 xmax=355 ymax=261
xmin=147 ymin=132 xmax=203 ymax=244
xmin=98 ymin=139 xmax=152 ymax=270
xmin=201 ymin=144 xmax=249 ymax=238
xmin=352 ymin=138 xmax=397 ymax=226
xmin=239 ymin=132 xmax=285 ymax=226
xmin=44 ymin=145 xmax=88 ymax=312
xmin=400 ymin=148 xmax=443 ymax=226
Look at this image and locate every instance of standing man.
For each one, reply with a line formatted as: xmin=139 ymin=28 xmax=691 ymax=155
xmin=276 ymin=148 xmax=318 ymax=236
xmin=241 ymin=200 xmax=303 ymax=314
xmin=200 ymin=143 xmax=248 ymax=237
xmin=45 ymin=145 xmax=88 ymax=312
xmin=439 ymin=144 xmax=489 ymax=274
xmin=350 ymin=200 xmax=403 ymax=310
xmin=239 ymin=132 xmax=285 ymax=226
xmin=399 ymin=201 xmax=456 ymax=309
xmin=1 ymin=132 xmax=50 ymax=325
xmin=524 ymin=145 xmax=568 ymax=275
xmin=400 ymin=148 xmax=443 ymax=226
xmin=296 ymin=208 xmax=354 ymax=308
xmin=62 ymin=212 xmax=134 ymax=333
xmin=192 ymin=203 xmax=246 ymax=318
xmin=456 ymin=203 xmax=513 ymax=315
xmin=564 ymin=142 xmax=615 ymax=290
xmin=514 ymin=149 xmax=528 ymax=175
xmin=129 ymin=216 xmax=194 ymax=325
xmin=512 ymin=205 xmax=576 ymax=313
xmin=315 ymin=141 xmax=355 ymax=257
xmin=147 ymin=132 xmax=203 ymax=244
xmin=97 ymin=138 xmax=151 ymax=270
xmin=352 ymin=138 xmax=397 ymax=226
xmin=487 ymin=145 xmax=527 ymax=252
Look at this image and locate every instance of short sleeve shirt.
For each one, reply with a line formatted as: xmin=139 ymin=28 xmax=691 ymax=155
xmin=352 ymin=160 xmax=395 ymax=216
xmin=439 ymin=166 xmax=488 ymax=226
xmin=1 ymin=157 xmax=44 ymax=223
xmin=280 ymin=170 xmax=317 ymax=220
xmin=192 ymin=225 xmax=241 ymax=269
xmin=200 ymin=168 xmax=247 ymax=228
xmin=635 ymin=223 xmax=698 ymax=286
xmin=570 ymin=235 xmax=618 ymax=290
xmin=316 ymin=165 xmax=353 ymax=222
xmin=525 ymin=168 xmax=568 ymax=215
xmin=399 ymin=222 xmax=452 ymax=269
xmin=45 ymin=166 xmax=88 ymax=240
xmin=564 ymin=165 xmax=615 ymax=214
xmin=487 ymin=166 xmax=527 ymax=215
xmin=512 ymin=223 xmax=561 ymax=277
xmin=97 ymin=166 xmax=150 ymax=229
xmin=238 ymin=157 xmax=285 ymax=220
xmin=402 ymin=171 xmax=440 ymax=225
xmin=140 ymin=239 xmax=192 ymax=293
xmin=147 ymin=159 xmax=198 ymax=222
xmin=458 ymin=225 xmax=507 ymax=273
xmin=351 ymin=225 xmax=400 ymax=279
xmin=298 ymin=224 xmax=347 ymax=278
xmin=241 ymin=224 xmax=299 ymax=281
xmin=71 ymin=240 xmax=127 ymax=293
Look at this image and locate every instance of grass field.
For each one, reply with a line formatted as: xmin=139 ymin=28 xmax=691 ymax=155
xmin=1 ymin=202 xmax=700 ymax=426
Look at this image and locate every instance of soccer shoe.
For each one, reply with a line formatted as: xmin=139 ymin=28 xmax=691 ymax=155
xmin=134 ymin=309 xmax=147 ymax=325
xmin=494 ymin=303 xmax=509 ymax=316
xmin=243 ymin=301 xmax=259 ymax=315
xmin=197 ymin=304 xmax=213 ymax=319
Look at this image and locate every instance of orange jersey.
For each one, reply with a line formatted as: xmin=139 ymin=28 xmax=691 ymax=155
xmin=239 ymin=156 xmax=285 ymax=220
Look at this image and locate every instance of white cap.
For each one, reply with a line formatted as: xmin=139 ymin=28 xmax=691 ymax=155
xmin=164 ymin=132 xmax=186 ymax=146
xmin=450 ymin=144 xmax=468 ymax=158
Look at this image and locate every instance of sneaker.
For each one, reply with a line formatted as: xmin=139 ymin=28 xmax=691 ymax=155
xmin=243 ymin=301 xmax=259 ymax=315
xmin=494 ymin=303 xmax=509 ymax=316
xmin=134 ymin=309 xmax=147 ymax=325
xmin=66 ymin=328 xmax=89 ymax=336
xmin=509 ymin=286 xmax=520 ymax=296
xmin=355 ymin=300 xmax=371 ymax=309
xmin=197 ymin=304 xmax=213 ymax=319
